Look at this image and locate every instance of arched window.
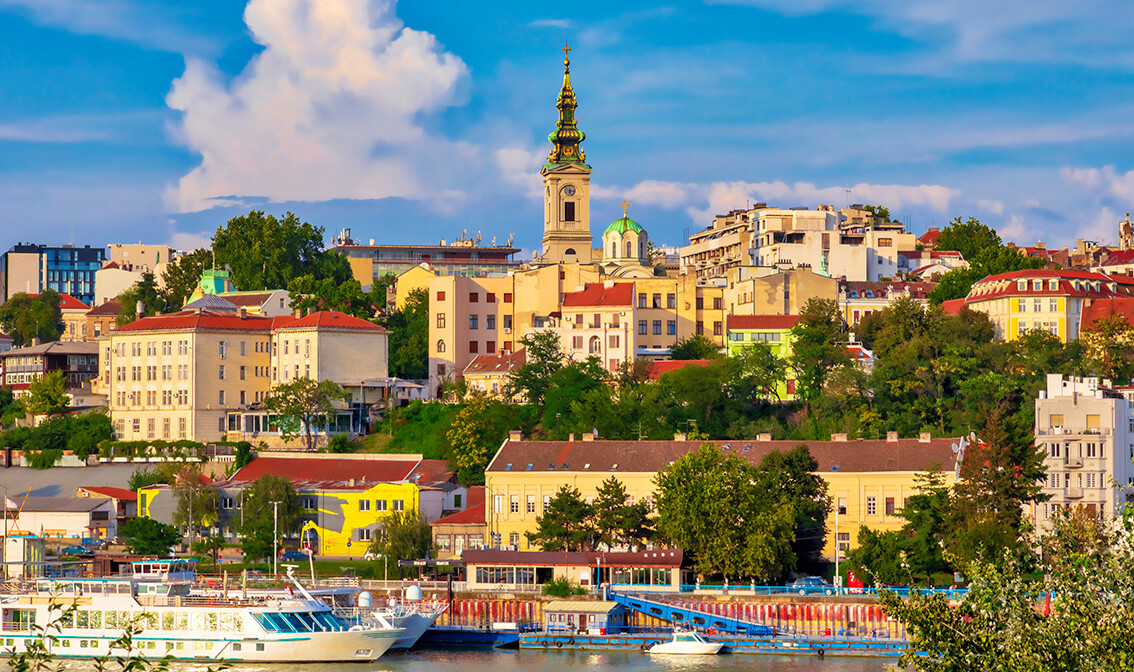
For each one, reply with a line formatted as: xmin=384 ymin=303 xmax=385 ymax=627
xmin=611 ymin=242 xmax=617 ymax=258
xmin=436 ymin=340 xmax=446 ymax=353
xmin=589 ymin=336 xmax=601 ymax=354
xmin=626 ymin=241 xmax=633 ymax=257
xmin=640 ymin=241 xmax=647 ymax=259
xmin=565 ymin=248 xmax=576 ymax=255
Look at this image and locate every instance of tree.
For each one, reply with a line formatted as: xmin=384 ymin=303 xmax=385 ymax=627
xmin=1080 ymin=314 xmax=1134 ymax=384
xmin=20 ymin=370 xmax=69 ymax=417
xmin=446 ymin=391 xmax=514 ymax=485
xmin=232 ymin=441 xmax=254 ymax=471
xmin=117 ymin=272 xmax=165 ymax=326
xmin=120 ymin=517 xmax=180 ymax=555
xmin=192 ymin=534 xmax=224 ymax=571
xmin=212 ymin=210 xmax=351 ymax=291
xmin=591 ymin=477 xmax=652 ymax=549
xmin=240 ymin=520 xmax=276 ymax=566
xmin=128 ymin=467 xmax=167 ymax=492
xmin=383 ymin=287 xmax=428 ymax=379
xmin=0 ymin=290 xmax=63 ymax=346
xmin=287 ymin=275 xmax=375 ymax=318
xmin=169 ymin=464 xmax=219 ymax=542
xmin=526 ymin=485 xmax=594 ymax=552
xmin=541 ymin=357 xmax=608 ymax=439
xmin=928 ymin=246 xmax=1045 ymax=305
xmin=790 ymin=298 xmax=852 ymax=408
xmin=239 ymin=474 xmax=300 ymax=537
xmin=654 ymin=443 xmax=796 ymax=581
xmin=934 ymin=216 xmax=1002 ymax=262
xmin=879 ymin=510 xmax=1134 ymax=672
xmin=862 ymin=204 xmax=891 ymax=222
xmin=264 ymin=377 xmax=348 ymax=451
xmin=160 ymin=248 xmax=212 ymax=309
xmin=508 ymin=330 xmax=564 ymax=405
xmin=756 ymin=445 xmax=830 ymax=568
xmin=669 ymin=334 xmax=720 ymax=360
xmin=66 ymin=411 xmax=113 ymax=459
xmin=368 ymin=510 xmax=434 ymax=577
xmin=727 ymin=342 xmax=788 ymax=403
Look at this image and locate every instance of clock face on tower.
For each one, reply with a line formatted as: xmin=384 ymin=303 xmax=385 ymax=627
xmin=562 ymin=185 xmax=576 ymax=197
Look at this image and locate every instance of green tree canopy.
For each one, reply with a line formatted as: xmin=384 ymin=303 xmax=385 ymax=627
xmin=756 ymin=445 xmax=830 ymax=567
xmin=526 ymin=485 xmax=594 ymax=552
xmin=120 ymin=517 xmax=181 ymax=555
xmin=117 ymin=272 xmax=165 ymax=325
xmin=169 ymin=464 xmax=219 ymax=542
xmin=790 ymin=298 xmax=851 ymax=408
xmin=669 ymin=333 xmax=720 ymax=360
xmin=0 ymin=290 xmax=63 ymax=346
xmin=160 ymin=248 xmax=212 ymax=309
xmin=933 ymin=216 xmax=1002 ymax=262
xmin=508 ymin=330 xmax=564 ymax=405
xmin=212 ymin=210 xmax=351 ymax=291
xmin=287 ymin=275 xmax=375 ymax=318
xmin=239 ymin=473 xmax=300 ymax=537
xmin=368 ymin=510 xmax=434 ymax=577
xmin=590 ymin=476 xmax=652 ymax=549
xmin=445 ymin=391 xmax=522 ymax=485
xmin=264 ymin=377 xmax=348 ymax=451
xmin=20 ymin=370 xmax=69 ymax=417
xmin=383 ymin=287 xmax=428 ymax=379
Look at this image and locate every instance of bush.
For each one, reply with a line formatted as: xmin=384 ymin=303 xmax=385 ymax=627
xmin=541 ymin=577 xmax=586 ymax=597
xmin=326 ymin=434 xmax=352 ymax=453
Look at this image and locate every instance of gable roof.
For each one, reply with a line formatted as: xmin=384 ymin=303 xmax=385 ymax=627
xmin=78 ymin=486 xmax=137 ymax=501
xmin=183 ymin=294 xmax=240 ymax=312
xmin=275 ymin=310 xmax=386 ymax=332
xmin=1097 ymin=249 xmax=1134 ymax=267
xmin=217 ymin=291 xmax=281 ymax=307
xmin=87 ymin=298 xmax=122 ymax=317
xmin=224 ymin=454 xmax=422 ymax=490
xmin=464 ymin=349 xmax=525 ymax=376
xmin=116 ymin=310 xmax=276 ymax=333
xmin=0 ymin=340 xmax=98 ymax=357
xmin=562 ymin=283 xmax=634 ymax=308
xmin=727 ymin=314 xmax=800 ymax=330
xmin=407 ymin=459 xmax=456 ymax=487
xmin=488 ymin=437 xmax=959 ymax=475
xmin=30 ymin=293 xmax=88 ymax=311
xmin=1080 ymin=297 xmax=1134 ymax=331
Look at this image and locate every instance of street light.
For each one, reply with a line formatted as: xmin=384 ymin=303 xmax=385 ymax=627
xmin=270 ymin=501 xmax=281 ymax=576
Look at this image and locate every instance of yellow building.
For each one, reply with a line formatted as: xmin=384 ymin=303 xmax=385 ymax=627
xmin=483 ymin=433 xmax=958 ymax=559
xmin=428 ymin=274 xmax=517 ymax=398
xmin=837 ymin=280 xmax=933 ymax=328
xmin=947 ymin=269 xmax=1134 ymax=342
xmin=723 ymin=266 xmax=837 ymax=318
xmin=463 ymin=350 xmax=525 ymax=400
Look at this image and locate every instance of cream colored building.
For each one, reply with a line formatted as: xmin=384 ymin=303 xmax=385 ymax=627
xmin=428 ymin=274 xmax=517 ymax=398
xmin=723 ymin=266 xmax=839 ymax=317
xmin=484 ymin=433 xmax=959 ymax=558
xmin=1032 ymin=374 xmax=1134 ymax=534
xmin=463 ymin=350 xmax=525 ymax=400
xmin=679 ymin=208 xmax=757 ymax=281
xmin=559 ymin=282 xmax=635 ymax=371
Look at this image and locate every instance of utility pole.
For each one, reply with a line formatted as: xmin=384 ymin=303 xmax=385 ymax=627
xmin=271 ymin=501 xmax=281 ymax=575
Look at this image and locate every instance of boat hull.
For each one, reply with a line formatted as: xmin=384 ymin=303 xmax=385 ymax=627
xmin=649 ymin=641 xmax=724 ymax=655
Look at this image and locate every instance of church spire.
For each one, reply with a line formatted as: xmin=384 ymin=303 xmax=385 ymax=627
xmin=546 ymin=42 xmax=589 ymax=168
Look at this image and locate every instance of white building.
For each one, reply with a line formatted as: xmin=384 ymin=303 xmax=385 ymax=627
xmin=1032 ymin=374 xmax=1134 ymax=533
xmin=8 ymin=497 xmax=117 ymax=540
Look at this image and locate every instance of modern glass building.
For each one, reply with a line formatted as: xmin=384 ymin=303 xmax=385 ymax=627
xmin=1 ymin=243 xmax=105 ymax=305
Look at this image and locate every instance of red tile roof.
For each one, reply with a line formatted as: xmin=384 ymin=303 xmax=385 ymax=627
xmin=646 ymin=359 xmax=713 ymax=379
xmin=966 ymin=269 xmax=1129 ymax=302
xmin=431 ymin=502 xmax=486 ymax=526
xmin=116 ymin=310 xmax=276 ymax=333
xmin=408 ymin=459 xmax=456 ymax=487
xmin=940 ymin=298 xmax=966 ymax=315
xmin=489 ymin=437 xmax=959 ymax=474
xmin=225 ymin=455 xmax=421 ymax=490
xmin=220 ymin=292 xmax=278 ymax=307
xmin=464 ymin=349 xmax=525 ymax=375
xmin=562 ymin=283 xmax=634 ymax=308
xmin=727 ymin=314 xmax=800 ymax=330
xmin=31 ymin=293 xmax=88 ymax=311
xmin=79 ymin=486 xmax=137 ymax=501
xmin=276 ymin=310 xmax=387 ymax=332
xmin=87 ymin=298 xmax=122 ymax=316
xmin=918 ymin=227 xmax=941 ymax=247
xmin=1080 ymin=298 xmax=1134 ymax=330
xmin=1098 ymin=249 xmax=1134 ymax=267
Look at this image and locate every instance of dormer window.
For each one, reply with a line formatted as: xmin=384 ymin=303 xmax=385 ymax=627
xmin=1017 ymin=280 xmax=1027 ymax=291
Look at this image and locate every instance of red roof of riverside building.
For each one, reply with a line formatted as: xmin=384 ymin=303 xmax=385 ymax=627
xmin=223 ymin=454 xmax=423 ymax=490
xmin=646 ymin=359 xmax=713 ymax=379
xmin=78 ymin=486 xmax=138 ymax=501
xmin=727 ymin=314 xmax=801 ymax=330
xmin=431 ymin=486 xmax=486 ymax=525
xmin=562 ymin=282 xmax=634 ymax=307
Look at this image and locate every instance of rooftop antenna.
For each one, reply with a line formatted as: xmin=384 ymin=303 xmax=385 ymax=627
xmin=843 ymin=189 xmax=851 ymax=209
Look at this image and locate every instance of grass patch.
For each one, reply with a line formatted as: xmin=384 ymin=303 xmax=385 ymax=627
xmin=370 ymin=401 xmax=459 ymax=460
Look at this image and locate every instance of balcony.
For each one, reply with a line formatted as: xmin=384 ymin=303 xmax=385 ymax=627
xmin=1066 ymin=458 xmax=1083 ymax=469
xmin=1066 ymin=487 xmax=1083 ymax=499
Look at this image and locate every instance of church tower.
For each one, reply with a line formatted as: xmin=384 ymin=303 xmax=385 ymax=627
xmin=540 ymin=44 xmax=595 ymax=265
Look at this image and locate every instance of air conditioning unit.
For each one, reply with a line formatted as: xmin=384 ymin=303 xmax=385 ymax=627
xmin=503 ymin=328 xmax=511 ymax=334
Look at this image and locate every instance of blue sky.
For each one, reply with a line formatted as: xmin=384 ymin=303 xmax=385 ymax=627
xmin=2 ymin=0 xmax=1133 ymax=258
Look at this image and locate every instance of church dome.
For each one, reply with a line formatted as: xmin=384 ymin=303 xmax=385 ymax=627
xmin=605 ymin=216 xmax=644 ymax=236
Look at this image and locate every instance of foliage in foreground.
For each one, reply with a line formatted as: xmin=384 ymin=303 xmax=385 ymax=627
xmin=879 ymin=509 xmax=1134 ymax=671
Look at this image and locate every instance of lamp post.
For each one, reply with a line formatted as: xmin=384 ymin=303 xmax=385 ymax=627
xmin=834 ymin=501 xmax=846 ymax=592
xmin=270 ymin=501 xmax=281 ymax=576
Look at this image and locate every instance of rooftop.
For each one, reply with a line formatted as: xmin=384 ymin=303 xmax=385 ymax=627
xmin=224 ymin=454 xmax=424 ymax=490
xmin=77 ymin=486 xmax=137 ymax=501
xmin=727 ymin=314 xmax=800 ymax=331
xmin=562 ymin=282 xmax=634 ymax=308
xmin=646 ymin=359 xmax=713 ymax=379
xmin=464 ymin=349 xmax=525 ymax=376
xmin=0 ymin=340 xmax=98 ymax=357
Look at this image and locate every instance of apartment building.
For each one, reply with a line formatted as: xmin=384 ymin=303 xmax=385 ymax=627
xmin=839 ymin=281 xmax=933 ymax=328
xmin=0 ymin=243 xmax=106 ymax=305
xmin=947 ymin=269 xmax=1134 ymax=342
xmin=427 ymin=274 xmax=517 ymax=398
xmin=723 ymin=266 xmax=838 ymax=318
xmin=559 ymin=282 xmax=635 ymax=371
xmin=725 ymin=314 xmax=799 ymax=399
xmin=52 ymin=293 xmax=92 ymax=342
xmin=333 ymin=228 xmax=521 ymax=287
xmin=679 ymin=208 xmax=757 ymax=281
xmin=1033 ymin=374 xmax=1134 ymax=532
xmin=0 ymin=341 xmax=99 ymax=398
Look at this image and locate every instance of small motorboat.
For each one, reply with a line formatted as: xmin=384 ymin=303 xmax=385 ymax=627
xmin=647 ymin=630 xmax=724 ymax=655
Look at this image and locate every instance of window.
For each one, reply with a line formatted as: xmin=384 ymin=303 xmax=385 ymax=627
xmin=653 ymin=320 xmax=662 ymax=335
xmin=638 ymin=320 xmax=648 ymax=335
xmin=696 ymin=321 xmax=704 ymax=335
xmin=652 ymin=293 xmax=661 ymax=308
xmin=589 ymin=336 xmax=601 ymax=354
xmin=572 ymin=336 xmax=583 ymax=350
xmin=218 ymin=390 xmax=226 ymax=405
xmin=393 ymin=500 xmax=404 ymax=511
xmin=469 ymin=292 xmax=479 ymax=303
xmin=436 ymin=535 xmax=451 ymax=552
xmin=885 ymin=497 xmax=895 ymax=516
xmin=509 ymin=532 xmax=520 ymax=548
xmin=714 ymin=321 xmax=723 ymax=336
xmin=1050 ymin=413 xmax=1064 ymax=427
xmin=359 ymin=500 xmax=371 ymax=511
xmin=239 ymin=366 xmax=246 ymax=380
xmin=469 ymin=314 xmax=478 ymax=329
xmin=240 ymin=341 xmax=247 ymax=356
xmin=219 ymin=365 xmax=226 ymax=380
xmin=837 ymin=532 xmax=850 ymax=553
xmin=1050 ymin=299 xmax=1058 ymax=312
xmin=877 ymin=237 xmax=892 ymax=247
xmin=638 ymin=293 xmax=647 ymax=308
xmin=1018 ymin=299 xmax=1027 ymax=312
xmin=486 ymin=340 xmax=496 ymax=352
xmin=608 ymin=334 xmax=620 ymax=348
xmin=1086 ymin=414 xmax=1100 ymax=429
xmin=219 ymin=341 xmax=227 ymax=358
xmin=487 ymin=314 xmax=496 ymax=330
xmin=487 ymin=293 xmax=496 ymax=303
xmin=376 ymin=499 xmax=387 ymax=511
xmin=526 ymin=495 xmax=536 ymax=513
xmin=504 ymin=293 xmax=513 ymax=303
xmin=358 ymin=529 xmax=372 ymax=542
xmin=1050 ymin=443 xmax=1061 ymax=458
xmin=866 ymin=496 xmax=877 ymax=516
xmin=453 ymin=494 xmax=463 ymax=508
xmin=509 ymin=495 xmax=519 ymax=513
xmin=667 ymin=293 xmax=676 ymax=309
xmin=503 ymin=315 xmax=512 ymax=329
xmin=1034 ymin=299 xmax=1042 ymax=313
xmin=667 ymin=320 xmax=676 ymax=335
xmin=564 ymin=201 xmax=575 ymax=222
xmin=713 ymin=297 xmax=722 ymax=310
xmin=469 ymin=341 xmax=479 ymax=353
xmin=437 ymin=340 xmax=446 ymax=353
xmin=436 ymin=313 xmax=446 ymax=328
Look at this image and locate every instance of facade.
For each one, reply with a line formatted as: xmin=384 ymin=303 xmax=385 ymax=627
xmin=463 ymin=549 xmax=684 ymax=594
xmin=949 ymin=269 xmax=1134 ymax=342
xmin=428 ymin=274 xmax=517 ymax=398
xmin=0 ymin=243 xmax=106 ymax=305
xmin=1032 ymin=374 xmax=1134 ymax=533
xmin=680 ymin=208 xmax=757 ymax=281
xmin=0 ymin=341 xmax=99 ymax=398
xmin=332 ymin=229 xmax=521 ymax=286
xmin=52 ymin=293 xmax=93 ymax=342
xmin=85 ymin=299 xmax=122 ymax=341
xmin=723 ymin=266 xmax=838 ymax=318
xmin=76 ymin=486 xmax=138 ymax=530
xmin=11 ymin=497 xmax=117 ymax=540
xmin=838 ymin=281 xmax=934 ymax=328
xmin=559 ymin=282 xmax=635 ymax=371
xmin=463 ymin=350 xmax=525 ymax=400
xmin=483 ymin=434 xmax=958 ymax=559
xmin=430 ymin=486 xmax=486 ymax=559
xmin=725 ymin=314 xmax=799 ymax=399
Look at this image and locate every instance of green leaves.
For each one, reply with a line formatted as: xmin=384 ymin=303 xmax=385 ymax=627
xmin=120 ymin=517 xmax=180 ymax=556
xmin=212 ymin=210 xmax=349 ymax=292
xmin=0 ymin=290 xmax=63 ymax=346
xmin=525 ymin=485 xmax=593 ymax=552
xmin=264 ymin=377 xmax=348 ymax=451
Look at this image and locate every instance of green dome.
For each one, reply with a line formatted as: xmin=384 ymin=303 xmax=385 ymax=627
xmin=605 ymin=216 xmax=644 ymax=236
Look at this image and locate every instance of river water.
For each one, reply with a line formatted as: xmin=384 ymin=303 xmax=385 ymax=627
xmin=65 ymin=648 xmax=895 ymax=672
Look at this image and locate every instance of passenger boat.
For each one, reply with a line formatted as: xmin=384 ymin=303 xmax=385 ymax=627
xmin=647 ymin=629 xmax=724 ymax=655
xmin=0 ymin=559 xmax=403 ymax=662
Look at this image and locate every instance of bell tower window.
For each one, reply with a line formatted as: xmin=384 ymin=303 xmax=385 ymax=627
xmin=564 ymin=201 xmax=576 ymax=222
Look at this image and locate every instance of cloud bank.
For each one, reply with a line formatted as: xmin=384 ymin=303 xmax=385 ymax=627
xmin=165 ymin=0 xmax=468 ymax=213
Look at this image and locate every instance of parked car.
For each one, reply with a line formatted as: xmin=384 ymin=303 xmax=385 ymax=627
xmin=788 ymin=576 xmax=834 ymax=595
xmin=81 ymin=538 xmax=107 ymax=550
xmin=59 ymin=545 xmax=92 ymax=556
xmin=280 ymin=550 xmax=310 ymax=561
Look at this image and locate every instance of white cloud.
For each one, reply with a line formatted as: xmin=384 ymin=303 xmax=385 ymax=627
xmin=495 ymin=146 xmax=545 ymax=198
xmin=998 ymin=214 xmax=1027 ymax=241
xmin=0 ymin=0 xmax=218 ymax=55
xmin=1062 ymin=165 xmax=1134 ymax=206
xmin=0 ymin=118 xmax=106 ymax=143
xmin=591 ymin=180 xmax=701 ymax=210
xmin=978 ymin=199 xmax=1004 ymax=215
xmin=164 ymin=0 xmax=469 ymax=213
xmin=714 ymin=0 xmax=1133 ymax=67
xmin=167 ymin=226 xmax=212 ymax=252
xmin=528 ymin=18 xmax=575 ymax=29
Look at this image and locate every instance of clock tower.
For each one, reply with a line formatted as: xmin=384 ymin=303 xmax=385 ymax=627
xmin=540 ymin=44 xmax=595 ymax=265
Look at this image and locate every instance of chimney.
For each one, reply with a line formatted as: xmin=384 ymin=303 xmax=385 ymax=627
xmin=581 ymin=433 xmax=594 ymax=442
xmin=136 ymin=300 xmax=144 ymax=319
xmin=239 ymin=307 xmax=247 ymax=319
xmin=756 ymin=433 xmax=772 ymax=441
xmin=919 ymin=432 xmax=931 ymax=443
xmin=831 ymin=433 xmax=848 ymax=442
xmin=568 ymin=433 xmax=576 ymax=442
xmin=886 ymin=431 xmax=898 ymax=443
xmin=508 ymin=430 xmax=523 ymax=442
xmin=674 ymin=432 xmax=687 ymax=441
xmin=348 ymin=478 xmax=356 ymax=487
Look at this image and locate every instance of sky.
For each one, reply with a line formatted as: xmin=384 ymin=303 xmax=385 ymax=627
xmin=2 ymin=0 xmax=1134 ymax=258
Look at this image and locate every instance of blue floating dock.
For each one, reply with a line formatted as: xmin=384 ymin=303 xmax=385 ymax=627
xmin=418 ymin=625 xmax=521 ymax=649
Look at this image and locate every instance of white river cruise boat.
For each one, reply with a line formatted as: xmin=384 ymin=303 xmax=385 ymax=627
xmin=0 ymin=559 xmax=403 ymax=662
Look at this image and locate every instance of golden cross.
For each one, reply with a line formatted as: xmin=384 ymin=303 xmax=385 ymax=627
xmin=563 ymin=42 xmax=571 ymax=62
xmin=620 ymin=199 xmax=630 ymax=217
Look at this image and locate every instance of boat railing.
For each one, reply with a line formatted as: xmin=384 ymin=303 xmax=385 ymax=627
xmin=135 ymin=593 xmax=280 ymax=609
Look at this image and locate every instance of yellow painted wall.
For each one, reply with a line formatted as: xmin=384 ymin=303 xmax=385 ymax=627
xmin=305 ymin=482 xmax=421 ymax=555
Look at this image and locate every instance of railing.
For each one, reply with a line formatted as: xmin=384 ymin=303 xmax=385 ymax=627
xmin=608 ymin=584 xmax=969 ymax=599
